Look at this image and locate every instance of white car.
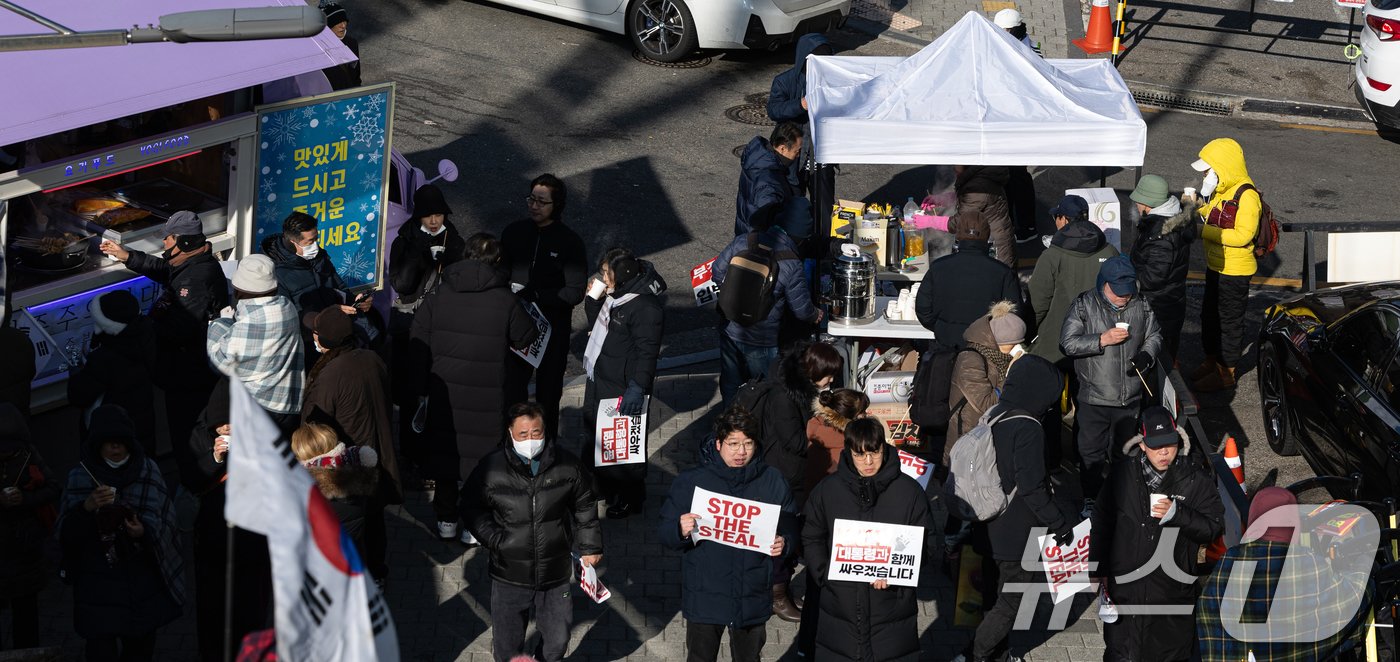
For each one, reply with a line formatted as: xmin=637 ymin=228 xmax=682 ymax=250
xmin=477 ymin=0 xmax=851 ymax=62
xmin=1356 ymin=0 xmax=1400 ymax=129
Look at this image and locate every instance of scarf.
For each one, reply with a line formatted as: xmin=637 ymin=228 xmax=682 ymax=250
xmin=971 ymin=342 xmax=1012 ymax=378
xmin=166 ymin=241 xmax=210 ymax=269
xmin=583 ymin=293 xmax=638 ymax=380
xmin=1139 ymin=452 xmax=1166 ymax=492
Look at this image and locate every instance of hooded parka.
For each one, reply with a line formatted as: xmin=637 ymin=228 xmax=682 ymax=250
xmin=1028 ymin=220 xmax=1120 ymax=366
xmin=301 ymin=346 xmax=403 ymax=503
xmin=582 ymin=262 xmax=665 ymax=402
xmin=955 ymin=166 xmax=1015 ymax=266
xmin=744 ymin=345 xmax=823 ymax=505
xmin=734 ymin=136 xmax=796 ymax=236
xmin=1059 ymin=277 xmax=1163 ymax=408
xmin=767 ymin=33 xmax=829 ymax=125
xmin=657 ymin=440 xmax=798 ymax=627
xmin=805 ymin=397 xmax=854 ymax=490
xmin=1130 ymin=199 xmax=1198 ymax=359
xmin=1196 ymin=138 xmax=1260 ymax=277
xmin=948 ymin=304 xmax=1018 ymax=449
xmin=67 ymin=317 xmax=159 ymax=454
xmin=411 ymin=259 xmax=540 ymax=481
xmin=986 ymin=356 xmax=1076 ymax=560
xmin=463 ymin=439 xmax=602 ymax=589
xmin=801 ymin=443 xmax=938 ymax=661
xmin=1091 ymin=429 xmax=1223 ymax=662
xmin=387 ymin=212 xmax=465 ymax=310
xmin=914 ymin=239 xmax=1024 ymax=353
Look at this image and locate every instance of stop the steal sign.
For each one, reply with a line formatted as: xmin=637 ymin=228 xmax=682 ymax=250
xmin=688 ymin=486 xmax=780 ymax=554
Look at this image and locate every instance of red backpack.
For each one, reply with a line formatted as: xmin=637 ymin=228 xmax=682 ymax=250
xmin=1206 ymin=183 xmax=1279 ymax=258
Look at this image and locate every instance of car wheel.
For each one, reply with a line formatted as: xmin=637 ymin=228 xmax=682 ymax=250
xmin=1258 ymin=342 xmax=1299 ymax=456
xmin=628 ymin=0 xmax=698 ymax=63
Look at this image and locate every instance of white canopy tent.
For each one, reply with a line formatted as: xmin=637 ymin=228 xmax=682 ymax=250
xmin=805 ymin=11 xmax=1147 ymax=167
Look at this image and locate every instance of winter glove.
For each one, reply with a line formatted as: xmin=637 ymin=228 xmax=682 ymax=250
xmin=619 ymin=382 xmax=647 ymax=416
xmin=1052 ymin=524 xmax=1076 ymax=548
xmin=1128 ymin=351 xmax=1153 ymax=374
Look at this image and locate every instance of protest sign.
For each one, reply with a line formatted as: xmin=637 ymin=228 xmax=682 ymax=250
xmin=594 ymin=397 xmax=648 ymax=466
xmin=509 ymin=302 xmax=552 ymax=369
xmin=897 ymin=450 xmax=931 ymax=490
xmin=1037 ymin=518 xmax=1094 ymax=604
xmin=575 ymin=556 xmax=611 ymax=604
xmin=827 ymin=519 xmax=925 ymax=587
xmin=691 ymin=257 xmax=719 ymax=308
xmin=688 ymin=486 xmax=781 ymax=554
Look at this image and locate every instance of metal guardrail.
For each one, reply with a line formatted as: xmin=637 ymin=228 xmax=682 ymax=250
xmin=1279 ymin=220 xmax=1392 ymax=293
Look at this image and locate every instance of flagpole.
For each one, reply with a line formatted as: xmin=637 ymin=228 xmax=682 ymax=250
xmin=224 ymin=522 xmax=234 ymax=662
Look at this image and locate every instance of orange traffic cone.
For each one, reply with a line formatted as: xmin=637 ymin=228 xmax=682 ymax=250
xmin=1223 ymin=435 xmax=1246 ymax=494
xmin=1073 ymin=0 xmax=1115 ymax=54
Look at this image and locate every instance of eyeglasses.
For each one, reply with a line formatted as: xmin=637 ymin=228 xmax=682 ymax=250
xmin=525 ymin=196 xmax=554 ymax=207
xmin=722 ymin=441 xmax=756 ymax=452
xmin=852 ymin=451 xmax=882 ymax=462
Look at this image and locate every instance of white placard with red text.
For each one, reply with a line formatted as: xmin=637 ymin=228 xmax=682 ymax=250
xmin=1036 ymin=518 xmax=1094 ymax=604
xmin=510 ymin=302 xmax=552 ymax=369
xmin=827 ymin=518 xmax=925 ymax=587
xmin=575 ymin=556 xmax=611 ymax=604
xmin=593 ymin=397 xmax=649 ymax=466
xmin=690 ymin=257 xmax=719 ymax=308
xmin=897 ymin=450 xmax=932 ymax=490
xmin=688 ymin=486 xmax=781 ymax=554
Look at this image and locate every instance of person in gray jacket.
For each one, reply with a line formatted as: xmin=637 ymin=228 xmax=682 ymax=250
xmin=1060 ymin=255 xmax=1162 ymax=517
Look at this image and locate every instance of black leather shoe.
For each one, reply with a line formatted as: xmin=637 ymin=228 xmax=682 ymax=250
xmin=606 ymin=503 xmax=634 ymax=519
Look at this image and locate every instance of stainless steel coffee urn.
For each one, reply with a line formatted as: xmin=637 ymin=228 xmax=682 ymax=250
xmin=831 ymin=250 xmax=876 ymax=324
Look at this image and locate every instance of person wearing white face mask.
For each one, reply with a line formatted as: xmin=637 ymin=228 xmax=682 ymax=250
xmin=462 ymin=402 xmax=603 ymax=662
xmin=261 ymin=211 xmax=372 ymax=370
xmin=1188 ymin=138 xmax=1260 ymax=393
xmin=57 ymin=405 xmax=184 ymax=662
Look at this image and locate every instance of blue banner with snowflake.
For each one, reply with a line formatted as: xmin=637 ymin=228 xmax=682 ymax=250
xmin=254 ymin=85 xmax=394 ymax=290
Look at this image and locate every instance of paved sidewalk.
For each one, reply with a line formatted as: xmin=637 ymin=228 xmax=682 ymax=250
xmin=28 ymin=366 xmax=1106 ymax=661
xmin=849 ymin=0 xmax=1076 ymax=58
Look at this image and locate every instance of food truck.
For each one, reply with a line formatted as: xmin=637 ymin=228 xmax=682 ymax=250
xmin=0 ymin=0 xmax=432 ymax=408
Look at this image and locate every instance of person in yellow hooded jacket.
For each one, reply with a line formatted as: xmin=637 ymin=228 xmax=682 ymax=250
xmin=1190 ymin=138 xmax=1259 ymax=392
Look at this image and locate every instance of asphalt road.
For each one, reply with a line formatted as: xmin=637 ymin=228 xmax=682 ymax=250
xmin=350 ymin=0 xmax=1386 ymax=493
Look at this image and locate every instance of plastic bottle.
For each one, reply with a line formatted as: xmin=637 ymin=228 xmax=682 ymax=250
xmin=903 ymin=196 xmax=919 ymax=223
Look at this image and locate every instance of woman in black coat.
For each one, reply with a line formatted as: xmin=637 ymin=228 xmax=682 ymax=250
xmin=387 ymin=184 xmax=465 ymax=474
xmin=800 ymin=419 xmax=939 ymax=661
xmin=582 ymin=247 xmax=664 ymax=519
xmin=411 ymin=233 xmax=539 ymax=539
xmin=67 ymin=291 xmax=159 ymax=456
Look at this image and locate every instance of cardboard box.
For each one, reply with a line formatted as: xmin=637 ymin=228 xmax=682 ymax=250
xmin=831 ymin=199 xmax=867 ymax=237
xmin=868 ymin=402 xmax=923 ymax=450
xmin=865 ymin=370 xmax=915 ymax=404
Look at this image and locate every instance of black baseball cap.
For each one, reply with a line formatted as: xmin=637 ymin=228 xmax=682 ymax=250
xmin=1140 ymin=406 xmax=1178 ymax=448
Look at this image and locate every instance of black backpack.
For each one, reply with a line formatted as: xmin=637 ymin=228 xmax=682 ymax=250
xmin=717 ymin=232 xmax=796 ymax=327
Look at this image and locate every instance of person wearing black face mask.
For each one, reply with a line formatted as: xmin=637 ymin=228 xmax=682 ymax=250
xmin=100 ymin=210 xmax=229 ymax=465
xmin=734 ymin=121 xmax=804 ymax=236
xmin=461 ymin=402 xmax=602 ymax=662
xmin=67 ymin=291 xmax=159 ymax=456
xmin=1059 ymin=255 xmax=1162 ymax=516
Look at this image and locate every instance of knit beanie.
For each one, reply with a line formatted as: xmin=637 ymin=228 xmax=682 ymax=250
xmin=986 ymin=301 xmax=1026 ymax=345
xmin=322 ymin=3 xmax=348 ymax=27
xmin=412 ymin=184 xmax=452 ymax=220
xmin=233 ymin=254 xmax=279 ymax=296
xmin=86 ymin=404 xmax=137 ymax=451
xmin=89 ymin=290 xmax=139 ymax=336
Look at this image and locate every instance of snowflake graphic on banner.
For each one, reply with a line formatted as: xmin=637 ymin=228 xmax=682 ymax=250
xmin=277 ymin=151 xmax=288 ymax=163
xmin=301 ymin=106 xmax=316 ymax=120
xmin=259 ymin=178 xmax=275 ymax=197
xmin=264 ymin=113 xmax=303 ymax=148
xmin=364 ymin=93 xmax=385 ymax=114
xmin=339 ymin=246 xmax=374 ymax=284
xmin=360 ymin=172 xmax=380 ymax=192
xmin=258 ymin=200 xmax=281 ymax=225
xmin=343 ymin=104 xmax=359 ymax=121
xmin=359 ymin=202 xmax=370 ymax=213
xmin=367 ymin=150 xmax=382 ymax=165
xmin=349 ymin=113 xmax=382 ymax=148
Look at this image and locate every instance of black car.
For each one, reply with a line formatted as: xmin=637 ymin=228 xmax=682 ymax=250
xmin=1257 ymin=281 xmax=1400 ymax=500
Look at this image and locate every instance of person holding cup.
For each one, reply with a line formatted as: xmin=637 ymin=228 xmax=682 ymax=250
xmin=1088 ymin=405 xmax=1223 ymax=662
xmin=1060 ymin=255 xmax=1163 ymax=517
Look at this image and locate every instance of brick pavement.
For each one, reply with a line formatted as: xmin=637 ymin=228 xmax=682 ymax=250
xmin=26 ymin=367 xmax=1106 ymax=661
xmin=849 ymin=0 xmax=1078 ymax=59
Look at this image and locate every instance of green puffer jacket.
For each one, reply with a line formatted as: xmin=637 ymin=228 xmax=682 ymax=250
xmin=1027 ymin=220 xmax=1120 ymax=366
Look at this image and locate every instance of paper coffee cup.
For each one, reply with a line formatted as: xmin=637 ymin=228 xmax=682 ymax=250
xmin=1183 ymin=186 xmax=1197 ymax=199
xmin=587 ymin=279 xmax=606 ymax=299
xmin=1149 ymin=493 xmax=1169 ymax=516
xmin=1115 ymin=322 xmax=1130 ymax=330
xmin=3 ymin=487 xmax=18 ymax=497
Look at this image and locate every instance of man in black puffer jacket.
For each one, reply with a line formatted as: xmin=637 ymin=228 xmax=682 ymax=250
xmin=657 ymin=406 xmax=798 ymax=662
xmin=100 ymin=210 xmax=229 ymax=464
xmin=975 ymin=355 xmax=1080 ymax=662
xmin=801 ymin=423 xmax=938 ymax=661
xmin=1128 ymin=175 xmax=1197 ymax=362
xmin=464 ymin=402 xmax=602 ymax=662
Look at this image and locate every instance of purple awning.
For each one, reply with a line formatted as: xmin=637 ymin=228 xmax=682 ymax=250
xmin=0 ymin=0 xmax=356 ymax=148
